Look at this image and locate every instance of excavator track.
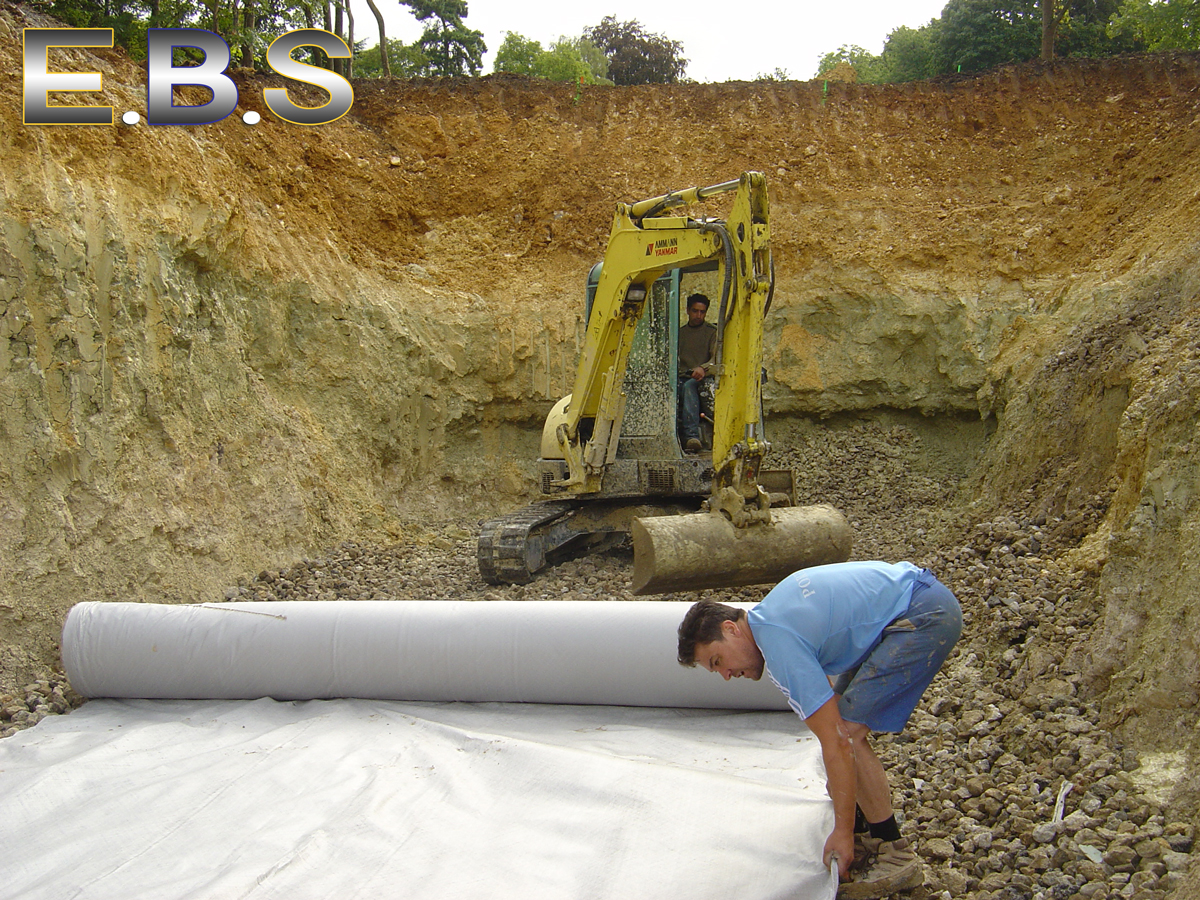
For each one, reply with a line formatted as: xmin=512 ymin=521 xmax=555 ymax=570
xmin=477 ymin=500 xmax=581 ymax=585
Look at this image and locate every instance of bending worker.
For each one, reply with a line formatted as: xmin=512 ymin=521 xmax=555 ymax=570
xmin=676 ymin=560 xmax=962 ymax=899
xmin=677 ymin=292 xmax=716 ymax=452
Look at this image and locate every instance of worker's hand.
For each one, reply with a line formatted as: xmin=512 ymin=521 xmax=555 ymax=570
xmin=690 ymin=366 xmax=706 ymax=380
xmin=823 ymin=830 xmax=854 ymax=880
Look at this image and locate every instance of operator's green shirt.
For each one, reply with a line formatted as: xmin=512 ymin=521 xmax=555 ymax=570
xmin=678 ymin=322 xmax=716 ymax=377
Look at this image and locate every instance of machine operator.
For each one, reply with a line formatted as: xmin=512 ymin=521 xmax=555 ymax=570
xmin=677 ymin=292 xmax=716 ymax=452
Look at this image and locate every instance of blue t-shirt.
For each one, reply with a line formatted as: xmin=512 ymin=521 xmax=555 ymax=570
xmin=747 ymin=561 xmax=925 ymax=720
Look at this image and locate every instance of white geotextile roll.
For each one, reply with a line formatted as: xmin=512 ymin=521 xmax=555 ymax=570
xmin=62 ymin=600 xmax=791 ymax=710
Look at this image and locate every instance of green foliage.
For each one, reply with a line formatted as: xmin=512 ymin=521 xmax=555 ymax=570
xmin=939 ymin=1 xmax=1140 ymax=69
xmin=880 ymin=25 xmax=941 ymax=81
xmin=1038 ymin=0 xmax=1141 ymax=57
xmin=536 ymin=39 xmax=592 ymax=83
xmin=35 ymin=0 xmax=1193 ymax=85
xmin=27 ymin=0 xmax=496 ymax=75
xmin=811 ymin=0 xmax=1146 ymax=84
xmin=816 ymin=44 xmax=890 ymax=83
xmin=494 ymin=32 xmax=543 ymax=75
xmin=1108 ymin=0 xmax=1200 ymax=50
xmin=33 ymin=0 xmax=191 ymax=59
xmin=755 ymin=67 xmax=793 ymax=81
xmin=493 ymin=32 xmax=611 ymax=84
xmin=405 ymin=0 xmax=486 ymax=76
xmin=811 ymin=25 xmax=944 ymax=83
xmin=31 ymin=0 xmax=329 ymax=66
xmin=354 ymin=39 xmax=430 ymax=77
xmin=569 ymin=37 xmax=611 ymax=83
xmin=935 ymin=0 xmax=1042 ymax=73
xmin=34 ymin=0 xmax=489 ymax=76
xmin=929 ymin=0 xmax=1139 ymax=70
xmin=583 ymin=16 xmax=687 ymax=85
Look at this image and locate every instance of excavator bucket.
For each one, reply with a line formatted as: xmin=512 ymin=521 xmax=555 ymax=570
xmin=630 ymin=504 xmax=853 ymax=595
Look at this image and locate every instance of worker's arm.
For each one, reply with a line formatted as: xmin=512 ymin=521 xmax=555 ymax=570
xmin=804 ymin=696 xmax=856 ymax=879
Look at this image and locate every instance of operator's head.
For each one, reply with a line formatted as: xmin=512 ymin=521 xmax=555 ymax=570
xmin=685 ymin=293 xmax=709 ymax=327
xmin=677 ymin=600 xmax=765 ymax=681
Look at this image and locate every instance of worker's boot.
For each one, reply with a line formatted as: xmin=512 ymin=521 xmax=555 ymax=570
xmin=837 ymin=837 xmax=924 ymax=899
xmin=851 ymin=833 xmax=882 ymax=872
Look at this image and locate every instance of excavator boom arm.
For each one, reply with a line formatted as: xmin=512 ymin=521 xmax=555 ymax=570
xmin=560 ymin=173 xmax=773 ymax=506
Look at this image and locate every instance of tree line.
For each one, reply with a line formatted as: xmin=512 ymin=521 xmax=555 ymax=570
xmin=31 ymin=0 xmax=487 ymax=77
xmin=28 ymin=0 xmax=1200 ymax=83
xmin=817 ymin=0 xmax=1200 ymax=85
xmin=28 ymin=0 xmax=678 ymax=82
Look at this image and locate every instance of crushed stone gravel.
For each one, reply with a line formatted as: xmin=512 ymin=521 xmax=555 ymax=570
xmin=4 ymin=416 xmax=1190 ymax=900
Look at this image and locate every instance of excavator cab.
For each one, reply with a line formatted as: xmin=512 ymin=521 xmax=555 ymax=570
xmin=537 ymin=265 xmax=721 ymax=501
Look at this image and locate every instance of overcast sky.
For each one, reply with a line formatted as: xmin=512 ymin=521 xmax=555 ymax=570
xmin=347 ymin=1 xmax=950 ymax=83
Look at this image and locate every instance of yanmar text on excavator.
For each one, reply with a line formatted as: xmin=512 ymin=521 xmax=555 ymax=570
xmin=477 ymin=172 xmax=853 ymax=595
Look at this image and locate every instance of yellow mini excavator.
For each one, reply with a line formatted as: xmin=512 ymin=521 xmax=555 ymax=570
xmin=477 ymin=172 xmax=852 ymax=594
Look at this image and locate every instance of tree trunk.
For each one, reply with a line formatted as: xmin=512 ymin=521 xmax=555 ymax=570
xmin=322 ymin=1 xmax=333 ymax=68
xmin=301 ymin=2 xmax=318 ymax=66
xmin=345 ymin=2 xmax=354 ymax=78
xmin=228 ymin=0 xmax=240 ymax=56
xmin=242 ymin=2 xmax=256 ymax=68
xmin=333 ymin=1 xmax=344 ymax=76
xmin=1041 ymin=0 xmax=1058 ymax=61
xmin=364 ymin=0 xmax=390 ymax=77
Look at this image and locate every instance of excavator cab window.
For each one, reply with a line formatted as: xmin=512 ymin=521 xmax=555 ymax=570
xmin=585 ymin=265 xmax=683 ymax=460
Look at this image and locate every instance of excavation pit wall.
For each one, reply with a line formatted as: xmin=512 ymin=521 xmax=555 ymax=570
xmin=2 ymin=4 xmax=1200 ymax=891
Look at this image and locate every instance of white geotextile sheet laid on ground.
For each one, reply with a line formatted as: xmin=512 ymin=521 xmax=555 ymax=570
xmin=0 ymin=698 xmax=838 ymax=900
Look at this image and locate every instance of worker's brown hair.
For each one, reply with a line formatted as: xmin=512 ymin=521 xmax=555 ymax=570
xmin=686 ymin=292 xmax=709 ymax=311
xmin=677 ymin=600 xmax=745 ymax=667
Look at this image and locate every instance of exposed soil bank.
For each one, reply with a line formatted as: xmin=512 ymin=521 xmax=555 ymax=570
xmin=2 ymin=4 xmax=1200 ymax=894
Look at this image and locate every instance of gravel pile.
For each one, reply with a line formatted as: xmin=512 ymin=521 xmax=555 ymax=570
xmin=4 ymin=416 xmax=1192 ymax=900
xmin=1 ymin=675 xmax=79 ymax=736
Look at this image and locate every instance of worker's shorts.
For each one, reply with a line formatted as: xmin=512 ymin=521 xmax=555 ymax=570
xmin=832 ymin=570 xmax=962 ymax=733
